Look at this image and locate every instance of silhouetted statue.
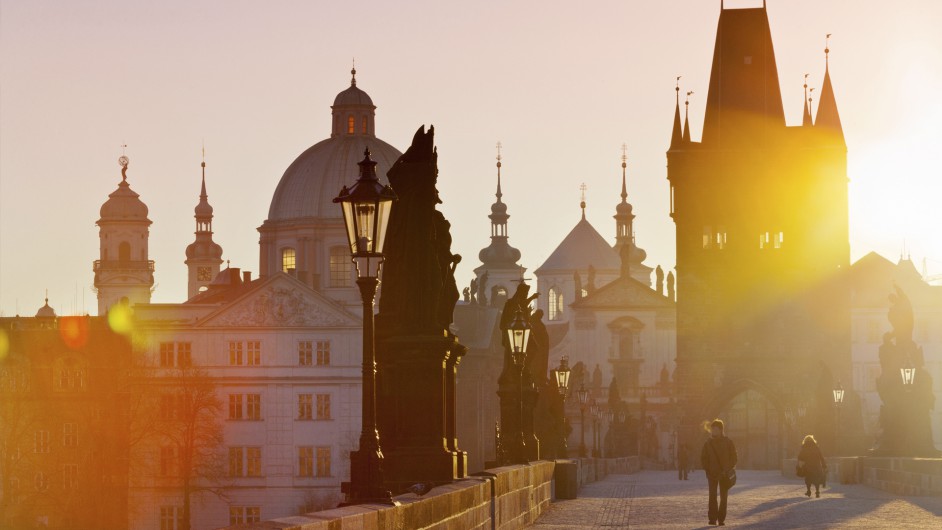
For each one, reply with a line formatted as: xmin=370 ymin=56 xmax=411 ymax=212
xmin=499 ymin=283 xmax=538 ymax=347
xmin=527 ymin=309 xmax=550 ymax=386
xmin=887 ymin=285 xmax=914 ymax=344
xmin=655 ymin=265 xmax=665 ymax=295
xmin=479 ymin=271 xmax=489 ymax=307
xmin=592 ymin=364 xmax=603 ymax=390
xmin=378 ymin=125 xmax=459 ymax=334
xmin=666 ymin=271 xmax=676 ymax=300
xmin=469 ymin=278 xmax=478 ymax=304
xmin=587 ymin=265 xmax=597 ymax=294
xmin=574 ymin=272 xmax=583 ymax=301
xmin=462 ymin=287 xmax=470 ymax=303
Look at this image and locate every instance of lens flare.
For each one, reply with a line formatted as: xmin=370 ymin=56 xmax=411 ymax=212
xmin=59 ymin=316 xmax=90 ymax=350
xmin=108 ymin=304 xmax=134 ymax=335
xmin=0 ymin=329 xmax=9 ymax=361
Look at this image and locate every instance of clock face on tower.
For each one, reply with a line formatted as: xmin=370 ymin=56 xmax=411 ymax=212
xmin=197 ymin=267 xmax=213 ymax=281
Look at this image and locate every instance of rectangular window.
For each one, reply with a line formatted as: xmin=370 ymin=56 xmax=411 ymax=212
xmin=159 ymin=507 xmax=181 ymax=530
xmin=177 ymin=342 xmax=192 ymax=367
xmin=298 ymin=341 xmax=313 ymax=366
xmin=298 ymin=394 xmax=313 ymax=420
xmin=246 ymin=394 xmax=261 ymax=420
xmin=298 ymin=446 xmax=314 ymax=477
xmin=229 ymin=341 xmax=243 ymax=366
xmin=246 ymin=341 xmax=260 ymax=366
xmin=316 ymin=394 xmax=331 ymax=420
xmin=63 ymin=423 xmax=76 ymax=447
xmin=228 ymin=394 xmax=243 ymax=420
xmin=229 ymin=507 xmax=244 ymax=526
xmin=159 ymin=446 xmax=175 ymax=476
xmin=759 ymin=232 xmax=771 ymax=250
xmin=34 ymin=430 xmax=50 ymax=453
xmin=316 ymin=446 xmax=331 ymax=477
xmin=329 ymin=246 xmax=353 ymax=288
xmin=316 ymin=341 xmax=331 ymax=366
xmin=228 ymin=446 xmax=244 ymax=477
xmin=246 ymin=507 xmax=260 ymax=523
xmin=160 ymin=342 xmax=175 ymax=367
xmin=774 ymin=231 xmax=784 ymax=249
xmin=715 ymin=226 xmax=727 ymax=250
xmin=246 ymin=447 xmax=262 ymax=477
xmin=63 ymin=463 xmax=78 ymax=489
xmin=702 ymin=225 xmax=712 ymax=249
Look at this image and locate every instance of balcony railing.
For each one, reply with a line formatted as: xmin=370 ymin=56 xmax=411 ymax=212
xmin=93 ymin=260 xmax=156 ymax=272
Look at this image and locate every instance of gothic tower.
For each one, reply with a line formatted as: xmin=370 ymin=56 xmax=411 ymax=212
xmin=94 ymin=156 xmax=154 ymax=315
xmin=667 ymin=4 xmax=854 ymax=465
xmin=185 ymin=156 xmax=224 ymax=298
xmin=613 ymin=146 xmax=653 ymax=286
xmin=473 ymin=145 xmax=525 ymax=307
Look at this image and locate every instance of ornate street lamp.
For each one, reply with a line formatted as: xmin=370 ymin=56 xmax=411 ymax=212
xmin=507 ymin=309 xmax=531 ymax=464
xmin=590 ymin=404 xmax=601 ymax=457
xmin=577 ymin=383 xmax=589 ymax=458
xmin=336 ymin=148 xmax=397 ymax=504
xmin=832 ymin=381 xmax=845 ymax=405
xmin=833 ymin=380 xmax=845 ymax=456
xmin=555 ymin=356 xmax=571 ymax=396
xmin=901 ymin=357 xmax=917 ymax=387
xmin=554 ymin=356 xmax=571 ymax=459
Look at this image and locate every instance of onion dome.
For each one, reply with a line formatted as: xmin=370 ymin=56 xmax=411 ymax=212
xmin=35 ymin=297 xmax=56 ymax=319
xmin=99 ymin=158 xmax=150 ymax=222
xmin=266 ymin=68 xmax=401 ymax=221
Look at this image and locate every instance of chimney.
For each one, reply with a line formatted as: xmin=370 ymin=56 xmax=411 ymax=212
xmin=242 ymin=271 xmax=252 ymax=283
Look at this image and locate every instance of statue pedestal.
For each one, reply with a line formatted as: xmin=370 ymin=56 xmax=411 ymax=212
xmin=873 ymin=339 xmax=938 ymax=457
xmin=376 ymin=332 xmax=468 ymax=491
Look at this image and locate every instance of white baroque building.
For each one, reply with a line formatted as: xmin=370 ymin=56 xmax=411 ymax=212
xmin=104 ymin=69 xmax=402 ymax=530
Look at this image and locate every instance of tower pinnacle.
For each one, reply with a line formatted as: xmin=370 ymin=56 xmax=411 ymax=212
xmin=670 ymin=77 xmax=683 ymax=149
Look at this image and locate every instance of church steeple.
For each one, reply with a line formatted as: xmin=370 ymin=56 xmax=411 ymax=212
xmin=185 ymin=149 xmax=224 ymax=299
xmin=614 ymin=144 xmax=634 ymax=248
xmin=670 ymin=78 xmax=683 ymax=149
xmin=815 ymin=35 xmax=845 ymax=145
xmin=802 ymin=74 xmax=813 ymax=126
xmin=683 ymin=91 xmax=693 ymax=143
xmin=475 ymin=143 xmax=524 ymax=306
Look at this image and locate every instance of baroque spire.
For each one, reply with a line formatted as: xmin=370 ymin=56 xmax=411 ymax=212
xmin=670 ymin=77 xmax=683 ymax=149
xmin=815 ymin=34 xmax=845 ymax=145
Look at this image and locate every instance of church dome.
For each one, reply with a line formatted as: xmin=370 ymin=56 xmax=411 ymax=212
xmin=185 ymin=240 xmax=223 ymax=260
xmin=616 ymin=200 xmax=633 ymax=216
xmin=100 ymin=180 xmax=149 ymax=221
xmin=35 ymin=298 xmax=56 ymax=319
xmin=266 ymin=70 xmax=401 ymax=221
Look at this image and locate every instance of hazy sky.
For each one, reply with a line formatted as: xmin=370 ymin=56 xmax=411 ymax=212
xmin=2 ymin=0 xmax=941 ymax=315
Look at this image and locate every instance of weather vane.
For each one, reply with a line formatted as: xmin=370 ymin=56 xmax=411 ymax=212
xmin=118 ymin=144 xmax=129 ymax=180
xmin=496 ymin=141 xmax=502 ymax=163
xmin=686 ymin=90 xmax=694 ymax=105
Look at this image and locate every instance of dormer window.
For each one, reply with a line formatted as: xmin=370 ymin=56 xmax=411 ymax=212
xmin=347 ymin=116 xmax=355 ymax=134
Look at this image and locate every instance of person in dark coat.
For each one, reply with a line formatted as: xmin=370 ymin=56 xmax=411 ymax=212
xmin=677 ymin=443 xmax=690 ymax=480
xmin=701 ymin=419 xmax=737 ymax=526
xmin=797 ymin=434 xmax=828 ymax=498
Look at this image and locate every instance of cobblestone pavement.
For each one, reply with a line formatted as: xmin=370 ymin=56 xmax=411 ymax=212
xmin=532 ymin=469 xmax=942 ymax=529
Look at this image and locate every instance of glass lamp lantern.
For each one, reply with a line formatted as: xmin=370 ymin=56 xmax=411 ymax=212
xmin=555 ymin=356 xmax=571 ymax=396
xmin=901 ymin=358 xmax=917 ymax=386
xmin=577 ymin=383 xmax=589 ymax=406
xmin=832 ymin=381 xmax=845 ymax=405
xmin=507 ymin=309 xmax=531 ymax=363
xmin=333 ymin=148 xmax=397 ymax=279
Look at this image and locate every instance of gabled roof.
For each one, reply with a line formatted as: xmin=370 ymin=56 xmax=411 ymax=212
xmin=194 ymin=273 xmax=361 ymax=328
xmin=571 ymin=274 xmax=674 ymax=311
xmin=849 ymin=252 xmax=940 ymax=307
xmin=535 ymin=217 xmax=620 ymax=275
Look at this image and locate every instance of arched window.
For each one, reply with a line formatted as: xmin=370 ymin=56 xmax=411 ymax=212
xmin=281 ymin=247 xmax=296 ymax=273
xmin=361 ymin=116 xmax=368 ymax=134
xmin=328 ymin=246 xmax=353 ymax=288
xmin=347 ymin=115 xmax=355 ymax=134
xmin=548 ymin=287 xmax=564 ymax=321
xmin=118 ymin=242 xmax=131 ymax=262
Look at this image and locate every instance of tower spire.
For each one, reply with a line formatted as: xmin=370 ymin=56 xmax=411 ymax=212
xmin=620 ymin=143 xmax=628 ymax=202
xmin=350 ymin=58 xmax=357 ymax=86
xmin=815 ymin=34 xmax=845 ymax=145
xmin=670 ymin=77 xmax=683 ymax=149
xmin=802 ymin=74 xmax=813 ymax=126
xmin=495 ymin=141 xmax=503 ymax=200
xmin=683 ymin=91 xmax=693 ymax=143
xmin=580 ymin=183 xmax=587 ymax=220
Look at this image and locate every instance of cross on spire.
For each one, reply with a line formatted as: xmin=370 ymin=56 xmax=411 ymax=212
xmin=825 ymin=34 xmax=832 ymax=68
xmin=620 ymin=144 xmax=628 ymax=201
xmin=351 ymin=58 xmax=357 ymax=86
xmin=495 ymin=141 xmax=503 ymax=199
xmin=580 ymin=183 xmax=587 ymax=220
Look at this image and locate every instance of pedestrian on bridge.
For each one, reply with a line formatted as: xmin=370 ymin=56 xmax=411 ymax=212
xmin=701 ymin=419 xmax=737 ymax=526
xmin=797 ymin=435 xmax=828 ymax=498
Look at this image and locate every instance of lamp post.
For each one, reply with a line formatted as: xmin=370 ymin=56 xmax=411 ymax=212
xmin=901 ymin=356 xmax=917 ymax=388
xmin=577 ymin=383 xmax=589 ymax=458
xmin=555 ymin=357 xmax=571 ymax=459
xmin=591 ymin=404 xmax=601 ymax=457
xmin=833 ymin=381 xmax=844 ymax=456
xmin=335 ymin=148 xmax=397 ymax=504
xmin=507 ymin=309 xmax=531 ymax=464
